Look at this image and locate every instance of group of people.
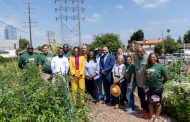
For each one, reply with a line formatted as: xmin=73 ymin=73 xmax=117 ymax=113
xmin=18 ymin=43 xmax=168 ymax=122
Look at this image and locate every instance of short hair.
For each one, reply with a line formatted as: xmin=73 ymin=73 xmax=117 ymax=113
xmin=42 ymin=44 xmax=49 ymax=48
xmin=63 ymin=44 xmax=69 ymax=48
xmin=58 ymin=47 xmax=63 ymax=51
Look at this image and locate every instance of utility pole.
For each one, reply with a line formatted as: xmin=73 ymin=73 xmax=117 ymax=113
xmin=162 ymin=30 xmax=166 ymax=65
xmin=55 ymin=0 xmax=64 ymax=44
xmin=28 ymin=2 xmax=32 ymax=45
xmin=24 ymin=0 xmax=36 ymax=46
xmin=46 ymin=31 xmax=51 ymax=46
xmin=46 ymin=31 xmax=55 ymax=45
xmin=55 ymin=0 xmax=85 ymax=46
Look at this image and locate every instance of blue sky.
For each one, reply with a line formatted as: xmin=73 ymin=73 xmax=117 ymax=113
xmin=0 ymin=0 xmax=190 ymax=47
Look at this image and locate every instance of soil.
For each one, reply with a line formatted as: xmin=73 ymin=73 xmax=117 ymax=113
xmin=88 ymin=99 xmax=175 ymax=122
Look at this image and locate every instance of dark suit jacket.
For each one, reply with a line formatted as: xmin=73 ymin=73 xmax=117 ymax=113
xmin=100 ymin=53 xmax=115 ymax=81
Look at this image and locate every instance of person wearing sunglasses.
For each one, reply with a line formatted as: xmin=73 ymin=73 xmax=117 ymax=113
xmin=18 ymin=44 xmax=39 ymax=69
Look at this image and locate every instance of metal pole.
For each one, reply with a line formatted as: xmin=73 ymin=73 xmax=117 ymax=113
xmin=28 ymin=2 xmax=32 ymax=45
xmin=77 ymin=1 xmax=81 ymax=46
xmin=162 ymin=30 xmax=165 ymax=65
xmin=58 ymin=0 xmax=64 ymax=44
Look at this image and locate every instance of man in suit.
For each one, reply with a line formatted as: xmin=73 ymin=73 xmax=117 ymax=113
xmin=100 ymin=46 xmax=115 ymax=103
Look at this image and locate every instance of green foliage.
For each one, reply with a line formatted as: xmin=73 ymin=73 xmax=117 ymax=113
xmin=154 ymin=38 xmax=179 ymax=54
xmin=128 ymin=29 xmax=144 ymax=43
xmin=167 ymin=59 xmax=184 ymax=82
xmin=50 ymin=40 xmax=61 ymax=55
xmin=163 ymin=82 xmax=190 ymax=122
xmin=0 ymin=63 xmax=91 ymax=121
xmin=163 ymin=60 xmax=190 ymax=122
xmin=88 ymin=33 xmax=122 ymax=54
xmin=183 ymin=30 xmax=190 ymax=43
xmin=19 ymin=38 xmax=29 ymax=50
xmin=0 ymin=56 xmax=17 ymax=64
xmin=36 ymin=46 xmax=43 ymax=52
xmin=177 ymin=36 xmax=182 ymax=44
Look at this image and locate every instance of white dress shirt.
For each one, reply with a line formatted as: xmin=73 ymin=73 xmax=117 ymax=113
xmin=51 ymin=56 xmax=69 ymax=75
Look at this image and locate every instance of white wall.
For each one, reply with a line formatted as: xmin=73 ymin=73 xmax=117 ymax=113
xmin=0 ymin=40 xmax=19 ymax=50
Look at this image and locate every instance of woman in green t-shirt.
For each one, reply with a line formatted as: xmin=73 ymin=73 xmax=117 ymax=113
xmin=145 ymin=53 xmax=168 ymax=122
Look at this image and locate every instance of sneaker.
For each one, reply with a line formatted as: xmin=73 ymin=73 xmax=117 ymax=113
xmin=114 ymin=104 xmax=119 ymax=109
xmin=138 ymin=110 xmax=146 ymax=115
xmin=143 ymin=112 xmax=152 ymax=119
xmin=125 ymin=108 xmax=130 ymax=111
xmin=127 ymin=108 xmax=135 ymax=114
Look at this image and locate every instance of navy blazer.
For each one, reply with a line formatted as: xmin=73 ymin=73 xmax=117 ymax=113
xmin=100 ymin=53 xmax=115 ymax=81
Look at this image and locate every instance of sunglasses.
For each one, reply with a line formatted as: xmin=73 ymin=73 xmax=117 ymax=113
xmin=27 ymin=48 xmax=33 ymax=49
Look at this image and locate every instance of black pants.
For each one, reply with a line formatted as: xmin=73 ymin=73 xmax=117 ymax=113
xmin=112 ymin=81 xmax=126 ymax=105
xmin=85 ymin=78 xmax=94 ymax=98
xmin=138 ymin=87 xmax=149 ymax=112
xmin=85 ymin=78 xmax=101 ymax=101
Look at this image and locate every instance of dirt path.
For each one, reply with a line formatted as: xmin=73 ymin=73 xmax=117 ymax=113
xmin=88 ymin=101 xmax=175 ymax=122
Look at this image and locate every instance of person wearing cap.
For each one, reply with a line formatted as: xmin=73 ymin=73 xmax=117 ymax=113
xmin=111 ymin=56 xmax=126 ymax=109
xmin=63 ymin=44 xmax=71 ymax=59
xmin=100 ymin=46 xmax=115 ymax=104
xmin=134 ymin=47 xmax=150 ymax=118
xmin=38 ymin=44 xmax=55 ymax=81
xmin=18 ymin=44 xmax=39 ymax=69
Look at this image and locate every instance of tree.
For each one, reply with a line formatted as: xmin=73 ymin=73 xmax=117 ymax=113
xmin=166 ymin=29 xmax=171 ymax=39
xmin=177 ymin=36 xmax=182 ymax=44
xmin=36 ymin=46 xmax=43 ymax=52
xmin=128 ymin=29 xmax=144 ymax=43
xmin=19 ymin=38 xmax=29 ymax=49
xmin=154 ymin=38 xmax=179 ymax=54
xmin=183 ymin=30 xmax=190 ymax=43
xmin=88 ymin=33 xmax=123 ymax=54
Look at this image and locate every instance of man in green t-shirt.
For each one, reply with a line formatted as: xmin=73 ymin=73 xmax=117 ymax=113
xmin=18 ymin=44 xmax=39 ymax=69
xmin=38 ymin=44 xmax=55 ymax=80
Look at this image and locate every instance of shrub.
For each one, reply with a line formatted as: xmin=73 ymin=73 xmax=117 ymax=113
xmin=163 ymin=59 xmax=190 ymax=122
xmin=0 ymin=63 xmax=91 ymax=122
xmin=163 ymin=82 xmax=190 ymax=122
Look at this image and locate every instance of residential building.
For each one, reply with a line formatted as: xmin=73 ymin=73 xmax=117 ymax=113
xmin=129 ymin=39 xmax=162 ymax=53
xmin=0 ymin=40 xmax=19 ymax=57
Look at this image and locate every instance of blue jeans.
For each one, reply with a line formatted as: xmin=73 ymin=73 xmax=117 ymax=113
xmin=126 ymin=82 xmax=136 ymax=110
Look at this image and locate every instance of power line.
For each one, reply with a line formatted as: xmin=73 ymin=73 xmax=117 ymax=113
xmin=0 ymin=20 xmax=27 ymax=33
xmin=54 ymin=0 xmax=85 ymax=46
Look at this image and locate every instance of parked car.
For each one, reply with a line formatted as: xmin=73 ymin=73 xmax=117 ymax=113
xmin=158 ymin=56 xmax=176 ymax=65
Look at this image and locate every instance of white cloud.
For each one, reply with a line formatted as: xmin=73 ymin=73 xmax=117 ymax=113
xmin=116 ymin=4 xmax=125 ymax=10
xmin=170 ymin=18 xmax=188 ymax=24
xmin=132 ymin=0 xmax=171 ymax=8
xmin=86 ymin=13 xmax=102 ymax=23
xmin=132 ymin=0 xmax=144 ymax=5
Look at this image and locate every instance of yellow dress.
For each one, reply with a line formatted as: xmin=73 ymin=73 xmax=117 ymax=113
xmin=69 ymin=56 xmax=85 ymax=103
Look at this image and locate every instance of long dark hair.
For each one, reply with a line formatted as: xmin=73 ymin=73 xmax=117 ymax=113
xmin=71 ymin=47 xmax=81 ymax=56
xmin=147 ymin=53 xmax=159 ymax=65
xmin=87 ymin=50 xmax=97 ymax=63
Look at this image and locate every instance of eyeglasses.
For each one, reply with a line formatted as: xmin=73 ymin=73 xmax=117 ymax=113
xmin=27 ymin=48 xmax=33 ymax=49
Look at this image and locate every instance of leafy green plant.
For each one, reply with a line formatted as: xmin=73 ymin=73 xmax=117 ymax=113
xmin=0 ymin=63 xmax=91 ymax=122
xmin=163 ymin=82 xmax=190 ymax=122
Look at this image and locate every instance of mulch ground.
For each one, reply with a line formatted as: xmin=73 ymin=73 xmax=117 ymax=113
xmin=88 ymin=100 xmax=175 ymax=122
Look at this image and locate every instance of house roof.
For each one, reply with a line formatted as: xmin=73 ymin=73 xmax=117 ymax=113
xmin=133 ymin=39 xmax=162 ymax=45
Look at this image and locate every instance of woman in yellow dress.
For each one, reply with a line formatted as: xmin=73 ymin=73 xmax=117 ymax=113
xmin=69 ymin=47 xmax=85 ymax=103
